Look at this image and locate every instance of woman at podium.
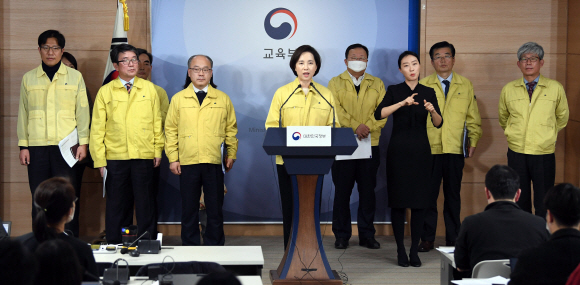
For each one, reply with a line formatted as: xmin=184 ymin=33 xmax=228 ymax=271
xmin=374 ymin=51 xmax=442 ymax=267
xmin=265 ymin=45 xmax=340 ymax=249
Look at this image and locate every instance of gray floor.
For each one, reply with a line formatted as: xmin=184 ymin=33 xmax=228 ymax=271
xmin=163 ymin=235 xmax=446 ymax=285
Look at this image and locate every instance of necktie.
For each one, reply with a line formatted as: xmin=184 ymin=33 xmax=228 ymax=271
xmin=526 ymin=82 xmax=536 ymax=101
xmin=442 ymin=80 xmax=450 ymax=98
xmin=125 ymin=82 xmax=132 ymax=94
xmin=196 ymin=91 xmax=207 ymax=105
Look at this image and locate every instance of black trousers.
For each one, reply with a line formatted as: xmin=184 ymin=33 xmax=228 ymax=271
xmin=105 ymin=159 xmax=156 ymax=244
xmin=422 ymin=154 xmax=465 ymax=243
xmin=65 ymin=163 xmax=87 ymax=237
xmin=507 ymin=148 xmax=555 ymax=218
xmin=331 ymin=146 xmax=380 ymax=240
xmin=180 ymin=164 xmax=225 ymax=246
xmin=27 ymin=146 xmax=77 ymax=220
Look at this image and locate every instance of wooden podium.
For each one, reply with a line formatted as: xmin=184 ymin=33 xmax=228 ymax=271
xmin=263 ymin=128 xmax=357 ymax=285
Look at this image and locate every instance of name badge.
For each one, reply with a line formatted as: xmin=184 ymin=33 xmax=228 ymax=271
xmin=287 ymin=126 xmax=331 ymax=147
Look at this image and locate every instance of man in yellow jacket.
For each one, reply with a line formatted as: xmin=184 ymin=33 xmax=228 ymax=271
xmin=17 ymin=30 xmax=90 ymax=220
xmin=499 ymin=42 xmax=569 ymax=218
xmin=418 ymin=41 xmax=483 ymax=252
xmin=90 ymin=44 xmax=164 ymax=244
xmin=328 ymin=44 xmax=387 ymax=250
xmin=165 ymin=54 xmax=238 ymax=246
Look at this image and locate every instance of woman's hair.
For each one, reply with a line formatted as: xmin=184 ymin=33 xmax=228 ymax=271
xmin=62 ymin=52 xmax=78 ymax=69
xmin=33 ymin=177 xmax=76 ymax=243
xmin=397 ymin=50 xmax=420 ymax=69
xmin=34 ymin=239 xmax=82 ymax=285
xmin=289 ymin=45 xmax=321 ymax=77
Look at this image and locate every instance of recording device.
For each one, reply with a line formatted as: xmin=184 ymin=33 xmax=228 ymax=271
xmin=310 ymin=83 xmax=336 ymax=128
xmin=121 ymin=225 xmax=138 ymax=247
xmin=103 ymin=258 xmax=129 ymax=285
xmin=278 ymin=84 xmax=301 ymax=128
xmin=120 ymin=230 xmax=149 ymax=254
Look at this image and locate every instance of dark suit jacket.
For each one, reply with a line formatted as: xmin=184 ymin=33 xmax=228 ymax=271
xmin=454 ymin=201 xmax=549 ymax=270
xmin=510 ymin=228 xmax=580 ymax=285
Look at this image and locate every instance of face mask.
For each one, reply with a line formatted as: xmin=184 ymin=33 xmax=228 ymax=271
xmin=67 ymin=204 xmax=75 ymax=223
xmin=348 ymin=61 xmax=367 ymax=72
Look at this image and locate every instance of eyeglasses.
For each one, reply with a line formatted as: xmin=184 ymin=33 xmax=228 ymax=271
xmin=40 ymin=45 xmax=62 ymax=53
xmin=348 ymin=57 xmax=367 ymax=61
xmin=189 ymin=67 xmax=212 ymax=73
xmin=433 ymin=55 xmax=453 ymax=61
xmin=117 ymin=58 xmax=140 ymax=65
xmin=519 ymin=57 xmax=540 ymax=63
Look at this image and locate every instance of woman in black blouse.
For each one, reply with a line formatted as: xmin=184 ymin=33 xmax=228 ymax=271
xmin=375 ymin=51 xmax=442 ymax=267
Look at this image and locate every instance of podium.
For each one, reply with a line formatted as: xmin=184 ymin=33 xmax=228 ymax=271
xmin=263 ymin=128 xmax=357 ymax=285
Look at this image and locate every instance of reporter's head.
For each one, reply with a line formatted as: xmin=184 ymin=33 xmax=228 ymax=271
xmin=33 ymin=177 xmax=76 ymax=242
xmin=544 ymin=183 xmax=580 ymax=231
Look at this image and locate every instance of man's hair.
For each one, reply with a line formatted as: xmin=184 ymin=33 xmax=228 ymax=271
xmin=0 ymin=240 xmax=37 ymax=285
xmin=544 ymin=183 xmax=580 ymax=227
xmin=484 ymin=165 xmax=520 ymax=200
xmin=397 ymin=50 xmax=420 ymax=69
xmin=35 ymin=239 xmax=83 ymax=285
xmin=62 ymin=52 xmax=78 ymax=69
xmin=197 ymin=271 xmax=241 ymax=285
xmin=289 ymin=45 xmax=321 ymax=77
xmin=345 ymin=43 xmax=369 ymax=59
xmin=38 ymin=30 xmax=65 ymax=48
xmin=187 ymin=54 xmax=213 ymax=69
xmin=429 ymin=41 xmax=455 ymax=60
xmin=517 ymin=42 xmax=544 ymax=60
xmin=136 ymin=48 xmax=153 ymax=65
xmin=110 ymin=44 xmax=138 ymax=63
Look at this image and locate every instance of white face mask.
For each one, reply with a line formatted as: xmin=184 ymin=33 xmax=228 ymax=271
xmin=67 ymin=204 xmax=75 ymax=223
xmin=348 ymin=61 xmax=367 ymax=72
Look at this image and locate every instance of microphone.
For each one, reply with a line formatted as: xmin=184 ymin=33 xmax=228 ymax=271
xmin=278 ymin=84 xmax=302 ymax=128
xmin=120 ymin=230 xmax=148 ymax=254
xmin=310 ymin=82 xmax=336 ymax=128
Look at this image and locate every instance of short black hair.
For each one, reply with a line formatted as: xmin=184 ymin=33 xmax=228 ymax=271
xmin=136 ymin=48 xmax=153 ymax=65
xmin=397 ymin=51 xmax=420 ymax=69
xmin=38 ymin=30 xmax=65 ymax=48
xmin=289 ymin=45 xmax=321 ymax=77
xmin=345 ymin=43 xmax=369 ymax=59
xmin=429 ymin=41 xmax=455 ymax=60
xmin=110 ymin=43 xmax=138 ymax=63
xmin=544 ymin=183 xmax=580 ymax=227
xmin=197 ymin=271 xmax=241 ymax=285
xmin=62 ymin=52 xmax=77 ymax=69
xmin=0 ymin=240 xmax=37 ymax=285
xmin=485 ymin=165 xmax=520 ymax=200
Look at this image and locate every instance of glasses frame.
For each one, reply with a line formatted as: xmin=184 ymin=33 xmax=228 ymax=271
xmin=188 ymin=67 xmax=212 ymax=74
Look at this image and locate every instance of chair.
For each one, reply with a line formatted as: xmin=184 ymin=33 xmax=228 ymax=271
xmin=135 ymin=261 xmax=226 ymax=279
xmin=472 ymin=259 xmax=512 ymax=278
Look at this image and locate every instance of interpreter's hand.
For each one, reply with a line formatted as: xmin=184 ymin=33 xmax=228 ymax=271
xmin=76 ymin=144 xmax=87 ymax=161
xmin=355 ymin=124 xmax=370 ymax=140
xmin=170 ymin=161 xmax=181 ymax=175
xmin=467 ymin=146 xmax=476 ymax=158
xmin=225 ymin=158 xmax=234 ymax=173
xmin=99 ymin=167 xmax=106 ymax=177
xmin=19 ymin=149 xmax=30 ymax=165
xmin=424 ymin=99 xmax=436 ymax=113
xmin=153 ymin=157 xmax=161 ymax=168
xmin=400 ymin=93 xmax=419 ymax=107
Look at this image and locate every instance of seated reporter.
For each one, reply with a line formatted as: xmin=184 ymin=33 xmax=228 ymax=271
xmin=17 ymin=177 xmax=98 ymax=281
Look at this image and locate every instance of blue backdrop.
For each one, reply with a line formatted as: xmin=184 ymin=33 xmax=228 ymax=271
xmin=150 ymin=0 xmax=419 ymax=224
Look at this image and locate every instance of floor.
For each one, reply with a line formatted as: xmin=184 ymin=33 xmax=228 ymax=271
xmin=161 ymin=235 xmax=447 ymax=285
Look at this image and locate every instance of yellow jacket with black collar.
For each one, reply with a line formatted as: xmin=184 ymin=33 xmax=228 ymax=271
xmin=265 ymin=78 xmax=341 ymax=165
xmin=499 ymin=75 xmax=568 ymax=154
xmin=328 ymin=71 xmax=387 ymax=146
xmin=165 ymin=84 xmax=238 ymax=165
xmin=17 ymin=63 xmax=90 ymax=147
xmin=90 ymin=77 xmax=164 ymax=168
xmin=420 ymin=71 xmax=482 ymax=154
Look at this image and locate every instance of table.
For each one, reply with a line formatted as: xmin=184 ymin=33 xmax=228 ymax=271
xmin=94 ymin=246 xmax=264 ymax=276
xmin=438 ymin=247 xmax=456 ymax=285
xmin=126 ymin=275 xmax=263 ymax=285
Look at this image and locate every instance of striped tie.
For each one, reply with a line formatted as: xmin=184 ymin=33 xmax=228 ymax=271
xmin=125 ymin=82 xmax=132 ymax=94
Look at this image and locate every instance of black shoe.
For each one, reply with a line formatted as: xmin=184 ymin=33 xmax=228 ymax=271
xmin=446 ymin=241 xmax=456 ymax=246
xmin=335 ymin=237 xmax=349 ymax=249
xmin=418 ymin=240 xmax=434 ymax=252
xmin=397 ymin=252 xmax=409 ymax=267
xmin=359 ymin=237 xmax=380 ymax=249
xmin=410 ymin=252 xmax=422 ymax=267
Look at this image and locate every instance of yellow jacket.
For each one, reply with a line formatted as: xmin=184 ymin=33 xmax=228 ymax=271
xmin=420 ymin=72 xmax=482 ymax=154
xmin=328 ymin=71 xmax=387 ymax=146
xmin=153 ymin=84 xmax=170 ymax=127
xmin=265 ymin=78 xmax=341 ymax=164
xmin=499 ymin=75 xmax=569 ymax=154
xmin=17 ymin=63 xmax=90 ymax=147
xmin=90 ymin=77 xmax=164 ymax=168
xmin=165 ymin=84 xmax=238 ymax=165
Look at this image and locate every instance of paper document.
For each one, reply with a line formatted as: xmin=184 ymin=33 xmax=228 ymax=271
xmin=463 ymin=122 xmax=470 ymax=158
xmin=451 ymin=276 xmax=509 ymax=285
xmin=437 ymin=246 xmax=455 ymax=253
xmin=336 ymin=134 xmax=372 ymax=160
xmin=102 ymin=167 xmax=107 ymax=198
xmin=221 ymin=142 xmax=225 ymax=173
xmin=58 ymin=128 xmax=79 ymax=167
